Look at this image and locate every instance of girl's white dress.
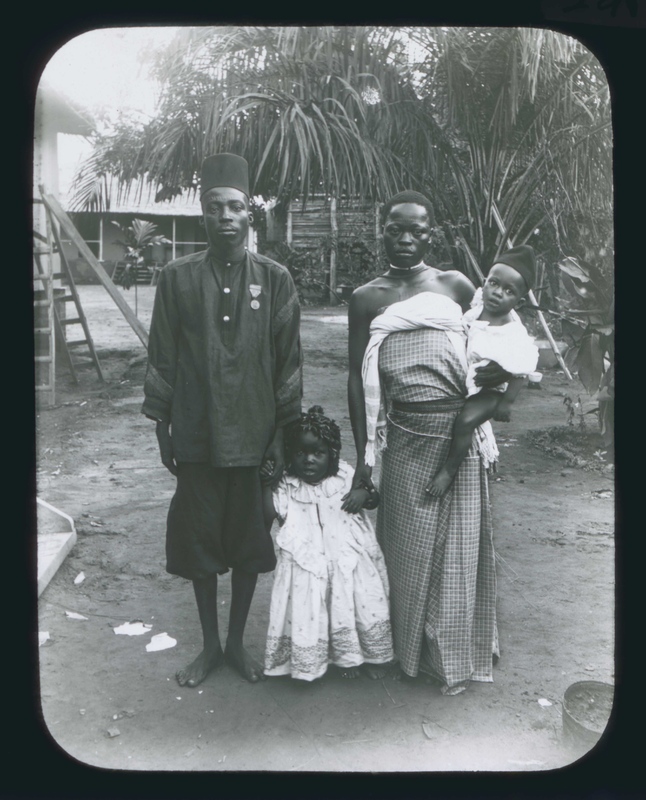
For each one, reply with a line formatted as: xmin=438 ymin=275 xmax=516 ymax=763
xmin=264 ymin=460 xmax=394 ymax=681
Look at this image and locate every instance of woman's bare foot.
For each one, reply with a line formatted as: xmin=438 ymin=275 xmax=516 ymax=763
xmin=176 ymin=646 xmax=224 ymax=687
xmin=224 ymin=640 xmax=265 ymax=682
xmin=416 ymin=670 xmax=443 ymax=688
xmin=425 ymin=467 xmax=454 ymax=497
xmin=441 ymin=680 xmax=469 ymax=696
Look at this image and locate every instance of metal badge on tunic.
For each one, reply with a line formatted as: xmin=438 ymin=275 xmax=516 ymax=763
xmin=249 ymin=284 xmax=262 ymax=310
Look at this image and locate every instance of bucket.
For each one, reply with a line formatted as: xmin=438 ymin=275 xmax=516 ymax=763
xmin=527 ymin=371 xmax=542 ymax=389
xmin=562 ymin=681 xmax=614 ymax=749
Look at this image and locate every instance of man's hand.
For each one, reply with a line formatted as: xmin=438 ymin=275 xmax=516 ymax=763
xmin=260 ymin=460 xmax=276 ymax=484
xmin=156 ymin=421 xmax=178 ymax=476
xmin=262 ymin=430 xmax=285 ymax=489
xmin=474 ymin=361 xmax=512 ymax=389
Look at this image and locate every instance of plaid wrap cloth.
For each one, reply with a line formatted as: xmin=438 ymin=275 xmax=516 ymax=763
xmin=362 ymin=292 xmax=466 ymax=466
xmin=375 ymin=328 xmax=499 ymax=689
xmin=361 ymin=292 xmax=498 ymax=469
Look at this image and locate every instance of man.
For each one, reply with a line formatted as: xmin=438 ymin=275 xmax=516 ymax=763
xmin=142 ymin=153 xmax=302 ymax=687
xmin=344 ymin=191 xmax=508 ymax=695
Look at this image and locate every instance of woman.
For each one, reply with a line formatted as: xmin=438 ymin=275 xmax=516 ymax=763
xmin=343 ymin=191 xmax=508 ymax=695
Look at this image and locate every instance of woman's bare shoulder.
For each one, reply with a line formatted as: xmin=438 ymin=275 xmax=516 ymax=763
xmin=352 ymin=274 xmax=393 ymax=294
xmin=435 ymin=269 xmax=476 ymax=306
xmin=350 ymin=278 xmax=393 ymax=312
xmin=435 ymin=269 xmax=475 ymax=288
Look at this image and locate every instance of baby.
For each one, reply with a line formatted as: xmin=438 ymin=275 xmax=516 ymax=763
xmin=426 ymin=244 xmax=539 ymax=496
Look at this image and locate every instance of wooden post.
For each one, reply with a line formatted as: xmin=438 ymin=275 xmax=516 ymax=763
xmin=329 ymin=197 xmax=338 ymax=305
xmin=40 ymin=187 xmax=149 ymax=349
xmin=286 ymin=204 xmax=293 ymax=246
xmin=458 ymin=237 xmax=486 ymax=284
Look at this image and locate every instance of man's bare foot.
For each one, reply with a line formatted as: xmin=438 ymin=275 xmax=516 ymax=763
xmin=176 ymin=646 xmax=224 ymax=687
xmin=339 ymin=666 xmax=362 ymax=679
xmin=363 ymin=663 xmax=389 ymax=680
xmin=224 ymin=641 xmax=265 ymax=682
xmin=425 ymin=467 xmax=454 ymax=497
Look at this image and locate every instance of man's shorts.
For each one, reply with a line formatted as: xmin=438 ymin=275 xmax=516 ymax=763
xmin=166 ymin=463 xmax=276 ymax=580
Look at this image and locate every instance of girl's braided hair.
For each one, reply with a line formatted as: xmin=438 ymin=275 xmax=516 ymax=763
xmin=284 ymin=405 xmax=341 ymax=478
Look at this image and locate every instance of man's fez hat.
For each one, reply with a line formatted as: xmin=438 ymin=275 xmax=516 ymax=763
xmin=493 ymin=244 xmax=536 ymax=292
xmin=200 ymin=153 xmax=250 ymax=198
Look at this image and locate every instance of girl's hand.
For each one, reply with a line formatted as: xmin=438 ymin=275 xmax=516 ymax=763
xmin=342 ymin=464 xmax=376 ymax=512
xmin=341 ymin=487 xmax=370 ymax=514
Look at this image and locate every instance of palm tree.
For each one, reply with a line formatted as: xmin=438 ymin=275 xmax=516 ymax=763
xmin=71 ymin=26 xmax=612 ymax=288
xmin=72 ymin=27 xmax=437 ymax=210
xmin=405 ymin=27 xmax=612 ymax=281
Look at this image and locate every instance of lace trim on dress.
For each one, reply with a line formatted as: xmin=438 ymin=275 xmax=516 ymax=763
xmin=331 ymin=619 xmax=393 ymax=663
xmin=358 ymin=619 xmax=394 ymax=661
xmin=265 ymin=635 xmax=329 ymax=675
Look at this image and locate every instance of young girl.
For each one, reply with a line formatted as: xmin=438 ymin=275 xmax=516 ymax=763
xmin=262 ymin=406 xmax=394 ymax=681
xmin=426 ymin=245 xmax=539 ymax=496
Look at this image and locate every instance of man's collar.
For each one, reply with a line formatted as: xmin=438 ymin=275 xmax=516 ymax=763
xmin=208 ymin=247 xmax=248 ymax=268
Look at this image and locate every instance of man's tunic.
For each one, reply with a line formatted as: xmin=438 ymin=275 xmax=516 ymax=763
xmin=141 ymin=248 xmax=302 ymax=466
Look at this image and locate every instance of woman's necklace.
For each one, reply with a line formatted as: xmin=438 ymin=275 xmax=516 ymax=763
xmin=387 ymin=263 xmax=428 ymax=276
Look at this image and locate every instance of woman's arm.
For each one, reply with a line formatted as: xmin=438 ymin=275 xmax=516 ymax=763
xmin=346 ymin=288 xmax=375 ymax=489
xmin=493 ymin=375 xmax=524 ymax=422
xmin=438 ymin=270 xmax=477 ymax=313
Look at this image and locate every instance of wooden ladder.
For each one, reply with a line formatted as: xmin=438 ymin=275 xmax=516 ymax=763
xmin=33 ymin=204 xmax=57 ymax=405
xmin=36 ymin=200 xmax=105 ymax=389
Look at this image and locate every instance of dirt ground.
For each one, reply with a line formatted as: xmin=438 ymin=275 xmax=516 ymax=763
xmin=34 ymin=284 xmax=615 ymax=773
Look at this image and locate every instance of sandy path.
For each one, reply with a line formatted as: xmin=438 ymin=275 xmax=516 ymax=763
xmin=35 ymin=284 xmax=614 ymax=772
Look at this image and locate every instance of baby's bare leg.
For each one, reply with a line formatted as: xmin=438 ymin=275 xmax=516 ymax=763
xmin=426 ymin=391 xmax=501 ymax=496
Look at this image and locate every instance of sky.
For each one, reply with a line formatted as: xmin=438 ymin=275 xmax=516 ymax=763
xmin=40 ymin=26 xmax=437 ymax=199
xmin=42 ymin=27 xmax=181 ymax=119
xmin=41 ymin=27 xmax=182 ymax=196
xmin=41 ymin=25 xmax=425 ymax=199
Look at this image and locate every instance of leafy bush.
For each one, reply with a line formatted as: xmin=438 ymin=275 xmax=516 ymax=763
xmin=557 ymin=257 xmax=614 ymax=451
